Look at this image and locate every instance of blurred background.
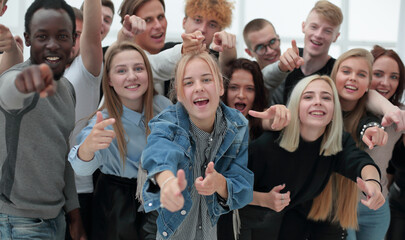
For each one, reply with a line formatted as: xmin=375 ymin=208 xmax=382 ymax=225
xmin=1 ymin=0 xmax=404 ymax=63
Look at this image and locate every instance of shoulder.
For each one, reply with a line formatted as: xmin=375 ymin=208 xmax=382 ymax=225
xmin=152 ymin=94 xmax=173 ymax=115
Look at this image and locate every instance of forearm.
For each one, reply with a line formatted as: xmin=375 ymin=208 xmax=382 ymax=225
xmin=250 ymin=191 xmax=265 ymax=207
xmin=366 ymin=90 xmax=397 ymax=116
xmin=361 ymin=165 xmax=381 ymax=181
xmin=0 ymin=44 xmax=23 ymax=75
xmin=218 ymin=47 xmax=236 ymax=73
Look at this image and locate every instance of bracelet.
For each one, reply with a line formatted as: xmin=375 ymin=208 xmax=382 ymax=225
xmin=360 ymin=122 xmax=384 ymax=139
xmin=160 ymin=176 xmax=176 ymax=190
xmin=365 ymin=179 xmax=383 ymax=193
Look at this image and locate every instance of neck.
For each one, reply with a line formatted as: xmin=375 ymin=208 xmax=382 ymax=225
xmin=339 ymin=98 xmax=358 ymax=112
xmin=300 ymin=125 xmax=325 ymax=142
xmin=301 ymin=50 xmax=331 ymax=76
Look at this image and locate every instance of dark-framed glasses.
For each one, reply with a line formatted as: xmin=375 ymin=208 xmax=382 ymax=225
xmin=253 ymin=38 xmax=280 ymax=55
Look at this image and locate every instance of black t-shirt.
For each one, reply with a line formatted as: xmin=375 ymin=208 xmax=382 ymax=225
xmin=272 ymin=48 xmax=336 ymax=105
xmin=389 ymin=139 xmax=405 ymax=189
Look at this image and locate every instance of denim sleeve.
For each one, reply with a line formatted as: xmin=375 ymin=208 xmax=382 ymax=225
xmin=142 ymin=120 xmax=188 ymax=212
xmin=213 ymin=127 xmax=254 ymax=215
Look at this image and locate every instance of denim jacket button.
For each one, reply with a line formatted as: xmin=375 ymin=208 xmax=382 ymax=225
xmin=162 ymin=231 xmax=168 ymax=237
xmin=180 ymin=210 xmax=187 ymax=215
xmin=148 ymin=203 xmax=152 ymax=207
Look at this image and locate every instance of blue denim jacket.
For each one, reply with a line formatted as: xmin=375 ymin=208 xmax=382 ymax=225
xmin=141 ymin=101 xmax=253 ymax=239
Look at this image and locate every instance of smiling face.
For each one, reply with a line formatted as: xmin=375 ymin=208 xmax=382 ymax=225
xmin=302 ymin=11 xmax=340 ymax=58
xmin=108 ymin=49 xmax=148 ymax=112
xmin=25 ymin=8 xmax=75 ymax=80
xmin=335 ymin=57 xmax=370 ymax=111
xmin=371 ymin=56 xmax=400 ymax=100
xmin=183 ymin=14 xmax=221 ymax=46
xmin=134 ymin=0 xmax=167 ymax=54
xmin=245 ymin=24 xmax=280 ymax=68
xmin=299 ymin=79 xmax=334 ymax=138
xmin=178 ymin=57 xmax=224 ymax=132
xmin=226 ymin=69 xmax=255 ymax=117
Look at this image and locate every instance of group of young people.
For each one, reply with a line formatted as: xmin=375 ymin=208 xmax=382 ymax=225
xmin=0 ymin=0 xmax=404 ymax=240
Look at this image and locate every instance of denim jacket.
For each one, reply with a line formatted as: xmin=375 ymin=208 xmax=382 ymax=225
xmin=141 ymin=101 xmax=253 ymax=239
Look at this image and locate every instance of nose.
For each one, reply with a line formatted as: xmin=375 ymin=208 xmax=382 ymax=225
xmin=194 ymin=80 xmax=204 ymax=92
xmin=153 ymin=18 xmax=163 ymax=30
xmin=314 ymin=28 xmax=323 ymax=39
xmin=237 ymin=88 xmax=245 ymax=99
xmin=46 ymin=38 xmax=60 ymax=51
xmin=349 ymin=72 xmax=357 ymax=82
xmin=198 ymin=23 xmax=207 ymax=34
xmin=126 ymin=70 xmax=138 ymax=81
xmin=381 ymin=76 xmax=390 ymax=86
xmin=314 ymin=95 xmax=322 ymax=105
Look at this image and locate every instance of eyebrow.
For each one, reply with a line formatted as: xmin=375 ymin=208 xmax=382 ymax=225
xmin=303 ymin=91 xmax=332 ymax=95
xmin=183 ymin=73 xmax=212 ymax=80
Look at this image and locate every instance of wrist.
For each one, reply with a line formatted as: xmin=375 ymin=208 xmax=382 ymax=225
xmin=365 ymin=178 xmax=383 ymax=193
xmin=77 ymin=145 xmax=95 ymax=161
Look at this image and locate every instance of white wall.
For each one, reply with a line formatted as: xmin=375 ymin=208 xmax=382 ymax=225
xmin=0 ymin=0 xmax=403 ymax=62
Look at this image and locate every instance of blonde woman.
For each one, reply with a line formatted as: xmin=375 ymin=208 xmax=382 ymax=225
xmin=246 ymin=75 xmax=384 ymax=240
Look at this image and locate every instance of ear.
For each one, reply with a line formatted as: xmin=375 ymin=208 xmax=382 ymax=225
xmin=182 ymin=17 xmax=187 ymax=31
xmin=332 ymin=32 xmax=340 ymax=43
xmin=245 ymin=48 xmax=254 ymax=57
xmin=219 ymin=77 xmax=225 ymax=96
xmin=0 ymin=5 xmax=7 ymax=16
xmin=23 ymin=32 xmax=31 ymax=47
xmin=301 ymin=21 xmax=306 ymax=33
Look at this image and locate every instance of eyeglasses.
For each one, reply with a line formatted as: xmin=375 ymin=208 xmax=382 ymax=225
xmin=253 ymin=38 xmax=280 ymax=56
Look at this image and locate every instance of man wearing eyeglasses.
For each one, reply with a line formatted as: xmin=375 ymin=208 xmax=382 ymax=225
xmin=243 ymin=18 xmax=281 ymax=69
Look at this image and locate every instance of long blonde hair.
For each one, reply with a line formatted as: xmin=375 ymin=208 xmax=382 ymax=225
xmin=99 ymin=41 xmax=156 ymax=165
xmin=279 ymin=74 xmax=359 ymax=229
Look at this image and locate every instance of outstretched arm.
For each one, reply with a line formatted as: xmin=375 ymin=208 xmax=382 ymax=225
xmin=80 ymin=0 xmax=103 ymax=76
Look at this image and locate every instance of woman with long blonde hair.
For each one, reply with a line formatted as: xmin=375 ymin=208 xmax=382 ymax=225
xmin=247 ymin=74 xmax=384 ymax=240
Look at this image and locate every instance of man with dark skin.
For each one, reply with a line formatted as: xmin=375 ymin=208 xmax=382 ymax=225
xmin=0 ymin=0 xmax=85 ymax=239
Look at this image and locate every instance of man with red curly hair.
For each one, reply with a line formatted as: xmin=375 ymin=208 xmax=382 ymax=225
xmin=182 ymin=0 xmax=234 ymax=48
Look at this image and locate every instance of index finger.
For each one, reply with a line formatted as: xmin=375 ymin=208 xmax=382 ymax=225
xmin=291 ymin=40 xmax=299 ymax=54
xmin=248 ymin=109 xmax=268 ymax=119
xmin=95 ymin=118 xmax=116 ymax=130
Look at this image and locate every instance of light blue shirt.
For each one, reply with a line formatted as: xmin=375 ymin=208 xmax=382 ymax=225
xmin=69 ymin=95 xmax=172 ymax=179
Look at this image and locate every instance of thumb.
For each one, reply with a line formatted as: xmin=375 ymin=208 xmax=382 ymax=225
xmin=356 ymin=177 xmax=371 ymax=196
xmin=205 ymin=162 xmax=215 ymax=175
xmin=96 ymin=111 xmax=104 ymax=124
xmin=177 ymin=169 xmax=187 ymax=191
xmin=292 ymin=40 xmax=299 ymax=54
xmin=271 ymin=184 xmax=286 ymax=193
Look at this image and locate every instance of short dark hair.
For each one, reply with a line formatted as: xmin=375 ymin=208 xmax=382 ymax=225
xmin=243 ymin=18 xmax=275 ymax=49
xmin=72 ymin=7 xmax=83 ymax=22
xmin=25 ymin=0 xmax=76 ymax=35
xmin=81 ymin=0 xmax=115 ymax=15
xmin=119 ymin=0 xmax=165 ymax=24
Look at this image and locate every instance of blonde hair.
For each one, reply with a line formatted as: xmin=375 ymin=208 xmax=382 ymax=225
xmin=330 ymin=48 xmax=374 ymax=144
xmin=99 ymin=41 xmax=156 ymax=164
xmin=174 ymin=51 xmax=223 ymax=101
xmin=279 ymin=75 xmax=359 ymax=229
xmin=310 ymin=0 xmax=343 ymax=27
xmin=184 ymin=0 xmax=234 ymax=29
xmin=279 ymin=75 xmax=343 ymax=156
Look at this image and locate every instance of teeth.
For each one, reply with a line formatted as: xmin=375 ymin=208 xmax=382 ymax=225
xmin=311 ymin=40 xmax=321 ymax=45
xmin=194 ymin=98 xmax=207 ymax=102
xmin=345 ymin=85 xmax=357 ymax=90
xmin=47 ymin=57 xmax=60 ymax=61
xmin=377 ymin=89 xmax=389 ymax=93
xmin=126 ymin=84 xmax=140 ymax=89
xmin=311 ymin=111 xmax=324 ymax=116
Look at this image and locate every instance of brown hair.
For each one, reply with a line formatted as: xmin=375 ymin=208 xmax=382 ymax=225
xmin=72 ymin=7 xmax=83 ymax=22
xmin=371 ymin=45 xmax=405 ymax=106
xmin=331 ymin=48 xmax=374 ymax=144
xmin=119 ymin=0 xmax=165 ymax=24
xmin=222 ymin=58 xmax=267 ymax=140
xmin=310 ymin=0 xmax=343 ymax=27
xmin=243 ymin=18 xmax=275 ymax=49
xmin=99 ymin=41 xmax=157 ymax=164
xmin=184 ymin=0 xmax=234 ymax=29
